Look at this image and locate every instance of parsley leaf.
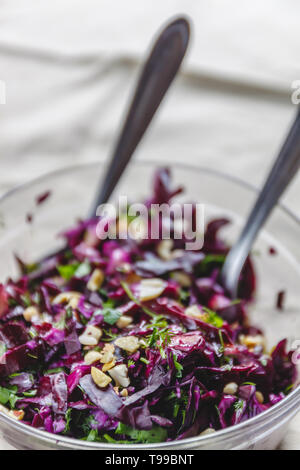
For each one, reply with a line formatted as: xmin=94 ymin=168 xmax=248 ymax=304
xmin=116 ymin=422 xmax=167 ymax=443
xmin=63 ymin=408 xmax=72 ymax=435
xmin=0 ymin=385 xmax=21 ymax=409
xmin=85 ymin=429 xmax=99 ymax=442
xmin=234 ymin=399 xmax=245 ymax=411
xmin=202 ymin=307 xmax=224 ymax=328
xmin=22 ymin=390 xmax=37 ymax=397
xmin=57 ymin=263 xmax=79 ymax=280
xmin=58 ymin=261 xmax=91 ymax=280
xmin=21 ymin=294 xmax=31 ymax=307
xmin=172 ymin=353 xmax=183 ymax=378
xmin=45 ymin=367 xmax=65 ymax=375
xmin=103 ymin=308 xmax=122 ymax=325
xmin=0 ymin=387 xmax=10 ymax=405
xmin=74 ymin=261 xmax=91 ymax=278
xmin=102 ymin=328 xmax=119 ymax=342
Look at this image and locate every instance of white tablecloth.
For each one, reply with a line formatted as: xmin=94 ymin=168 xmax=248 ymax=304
xmin=0 ymin=0 xmax=299 ymax=450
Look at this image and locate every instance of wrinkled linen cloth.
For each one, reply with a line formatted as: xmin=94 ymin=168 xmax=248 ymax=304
xmin=0 ymin=0 xmax=299 ymax=450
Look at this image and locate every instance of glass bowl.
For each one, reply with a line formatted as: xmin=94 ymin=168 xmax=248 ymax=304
xmin=0 ymin=161 xmax=299 ymax=450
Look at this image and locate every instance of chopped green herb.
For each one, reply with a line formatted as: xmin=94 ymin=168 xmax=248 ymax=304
xmin=21 ymin=294 xmax=31 ymax=307
xmin=102 ymin=298 xmax=116 ymax=309
xmin=0 ymin=385 xmax=21 ymax=409
xmin=234 ymin=399 xmax=245 ymax=412
xmin=98 ymin=288 xmax=109 ymax=301
xmin=85 ymin=429 xmax=99 ymax=442
xmin=116 ymin=422 xmax=167 ymax=443
xmin=218 ymin=330 xmax=225 ymax=353
xmin=57 ymin=263 xmax=80 ymax=281
xmin=146 ymin=315 xmax=168 ymax=330
xmin=28 ymin=328 xmax=38 ymax=339
xmin=202 ymin=307 xmax=224 ymax=328
xmin=8 ymin=393 xmax=20 ymax=408
xmin=172 ymin=353 xmax=183 ymax=378
xmin=22 ymin=390 xmax=37 ymax=397
xmin=58 ymin=260 xmax=92 ymax=280
xmin=75 ymin=261 xmax=91 ymax=278
xmin=173 ymin=402 xmax=180 ymax=418
xmin=44 ymin=367 xmax=65 ymax=375
xmin=103 ymin=307 xmax=122 ymax=325
xmin=63 ymin=408 xmax=72 ymax=434
xmin=215 ymin=405 xmax=221 ymax=420
xmin=178 ymin=288 xmax=190 ymax=304
xmin=140 ymin=357 xmax=150 ymax=365
xmin=284 ymin=383 xmax=294 ymax=395
xmin=27 ymin=353 xmax=38 ymax=360
xmin=102 ymin=329 xmax=119 ymax=342
xmin=0 ymin=387 xmax=10 ymax=405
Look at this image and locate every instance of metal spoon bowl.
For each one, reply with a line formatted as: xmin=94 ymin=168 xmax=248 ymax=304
xmin=89 ymin=17 xmax=190 ymax=216
xmin=221 ymin=107 xmax=300 ymax=298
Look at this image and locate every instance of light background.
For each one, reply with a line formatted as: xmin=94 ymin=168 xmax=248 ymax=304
xmin=0 ymin=0 xmax=299 ymax=449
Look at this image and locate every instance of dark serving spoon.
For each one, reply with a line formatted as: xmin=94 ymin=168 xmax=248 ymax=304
xmin=31 ymin=17 xmax=190 ymax=266
xmin=89 ymin=17 xmax=190 ymax=217
xmin=221 ymin=107 xmax=300 ymax=298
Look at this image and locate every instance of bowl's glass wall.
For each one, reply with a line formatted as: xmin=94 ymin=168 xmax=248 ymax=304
xmin=0 ymin=161 xmax=299 ymax=450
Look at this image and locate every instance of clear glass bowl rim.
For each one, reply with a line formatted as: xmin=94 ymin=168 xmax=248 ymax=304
xmin=0 ymin=159 xmax=298 ymax=450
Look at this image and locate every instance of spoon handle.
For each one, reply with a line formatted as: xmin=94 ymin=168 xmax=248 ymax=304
xmin=221 ymin=107 xmax=300 ymax=297
xmin=89 ymin=17 xmax=190 ymax=216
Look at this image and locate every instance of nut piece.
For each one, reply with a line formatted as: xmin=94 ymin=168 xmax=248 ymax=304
xmin=199 ymin=428 xmax=216 ymax=436
xmin=23 ymin=306 xmax=40 ymax=322
xmin=102 ymin=359 xmax=116 ymax=372
xmin=84 ymin=350 xmax=102 ymax=365
xmin=223 ymin=382 xmax=238 ymax=395
xmin=157 ymin=240 xmax=174 ymax=261
xmin=239 ymin=334 xmax=266 ymax=351
xmin=116 ymin=315 xmax=133 ymax=329
xmin=0 ymin=404 xmax=24 ymax=421
xmin=79 ymin=325 xmax=102 ymax=346
xmin=138 ymin=278 xmax=167 ymax=302
xmin=91 ymin=366 xmax=112 ymax=388
xmin=120 ymin=388 xmax=128 ymax=397
xmin=108 ymin=364 xmax=130 ymax=387
xmin=100 ymin=344 xmax=115 ymax=364
xmin=171 ymin=271 xmax=192 ymax=287
xmin=255 ymin=391 xmax=264 ymax=404
xmin=114 ymin=336 xmax=140 ymax=353
xmin=87 ymin=269 xmax=104 ymax=292
xmin=52 ymin=291 xmax=82 ymax=309
xmin=185 ymin=305 xmax=204 ymax=319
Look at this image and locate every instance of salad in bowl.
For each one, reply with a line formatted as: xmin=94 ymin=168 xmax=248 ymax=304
xmin=0 ymin=167 xmax=297 ymax=446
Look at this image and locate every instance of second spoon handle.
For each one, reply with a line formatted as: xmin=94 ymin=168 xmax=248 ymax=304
xmin=221 ymin=108 xmax=300 ymax=297
xmin=90 ymin=17 xmax=190 ymax=216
